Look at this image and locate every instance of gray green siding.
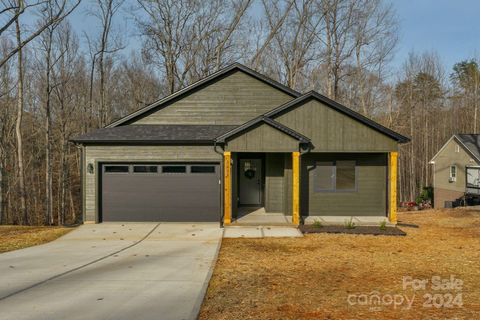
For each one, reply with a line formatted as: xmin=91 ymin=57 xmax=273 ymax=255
xmin=265 ymin=153 xmax=285 ymax=212
xmin=274 ymin=99 xmax=398 ymax=152
xmin=83 ymin=145 xmax=220 ymax=222
xmin=226 ymin=123 xmax=299 ymax=152
xmin=301 ymin=153 xmax=387 ymax=216
xmin=131 ymin=71 xmax=294 ymax=125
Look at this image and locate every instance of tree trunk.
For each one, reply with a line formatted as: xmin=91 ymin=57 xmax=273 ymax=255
xmin=15 ymin=2 xmax=28 ymax=225
xmin=45 ymin=30 xmax=53 ymax=225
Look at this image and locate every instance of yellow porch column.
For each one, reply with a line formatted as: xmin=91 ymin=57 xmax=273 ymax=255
xmin=292 ymin=152 xmax=300 ymax=225
xmin=224 ymin=152 xmax=232 ymax=225
xmin=389 ymin=152 xmax=398 ymax=224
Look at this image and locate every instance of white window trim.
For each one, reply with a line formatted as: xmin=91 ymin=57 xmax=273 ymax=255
xmin=449 ymin=165 xmax=457 ymax=182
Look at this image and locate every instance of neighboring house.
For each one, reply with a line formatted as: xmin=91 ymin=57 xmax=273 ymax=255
xmin=430 ymin=134 xmax=480 ymax=208
xmin=72 ymin=63 xmax=409 ymax=225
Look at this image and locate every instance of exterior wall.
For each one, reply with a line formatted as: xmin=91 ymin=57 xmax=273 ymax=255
xmin=274 ymin=99 xmax=398 ymax=152
xmin=265 ymin=153 xmax=285 ymax=212
xmin=131 ymin=71 xmax=294 ymax=125
xmin=301 ymin=153 xmax=387 ymax=217
xmin=226 ymin=123 xmax=299 ymax=152
xmin=433 ymin=188 xmax=465 ymax=208
xmin=433 ymin=138 xmax=479 ymax=208
xmin=83 ymin=145 xmax=221 ymax=222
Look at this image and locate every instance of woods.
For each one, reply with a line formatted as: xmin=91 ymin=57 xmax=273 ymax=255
xmin=0 ymin=0 xmax=478 ymax=225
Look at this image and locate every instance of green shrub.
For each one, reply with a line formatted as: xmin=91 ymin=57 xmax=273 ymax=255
xmin=312 ymin=219 xmax=323 ymax=228
xmin=344 ymin=217 xmax=356 ymax=229
xmin=379 ymin=220 xmax=387 ymax=231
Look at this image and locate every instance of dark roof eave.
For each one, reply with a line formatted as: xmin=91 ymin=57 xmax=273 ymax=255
xmin=215 ymin=116 xmax=311 ymax=143
xmin=70 ymin=140 xmax=215 ymax=145
xmin=264 ymin=92 xmax=410 ymax=143
xmin=105 ymin=63 xmax=302 ymax=128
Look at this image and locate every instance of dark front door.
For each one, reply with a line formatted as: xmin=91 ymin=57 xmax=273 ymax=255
xmin=100 ymin=163 xmax=220 ymax=222
xmin=239 ymin=158 xmax=262 ymax=206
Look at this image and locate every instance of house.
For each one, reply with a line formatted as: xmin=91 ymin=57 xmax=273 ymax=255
xmin=429 ymin=134 xmax=480 ymax=208
xmin=72 ymin=63 xmax=409 ymax=225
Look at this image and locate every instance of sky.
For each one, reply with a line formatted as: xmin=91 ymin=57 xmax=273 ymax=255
xmin=390 ymin=0 xmax=480 ymax=72
xmin=67 ymin=0 xmax=480 ymax=75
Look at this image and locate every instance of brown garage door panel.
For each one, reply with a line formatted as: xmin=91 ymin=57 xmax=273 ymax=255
xmin=101 ymin=164 xmax=220 ymax=222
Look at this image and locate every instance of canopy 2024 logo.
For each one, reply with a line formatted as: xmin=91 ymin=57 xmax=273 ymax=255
xmin=347 ymin=275 xmax=463 ymax=311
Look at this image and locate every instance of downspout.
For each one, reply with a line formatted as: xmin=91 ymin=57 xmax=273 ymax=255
xmin=214 ymin=141 xmax=225 ymax=227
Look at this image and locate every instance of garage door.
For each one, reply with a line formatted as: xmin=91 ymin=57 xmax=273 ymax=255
xmin=101 ymin=163 xmax=220 ymax=222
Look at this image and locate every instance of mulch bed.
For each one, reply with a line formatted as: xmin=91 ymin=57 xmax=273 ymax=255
xmin=299 ymin=225 xmax=407 ymax=236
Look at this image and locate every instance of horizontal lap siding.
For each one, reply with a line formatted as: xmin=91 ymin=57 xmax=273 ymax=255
xmin=274 ymin=100 xmax=398 ymax=152
xmin=301 ymin=153 xmax=387 ymax=217
xmin=226 ymin=124 xmax=299 ymax=152
xmin=132 ymin=71 xmax=294 ymax=125
xmin=84 ymin=145 xmax=220 ymax=222
xmin=265 ymin=154 xmax=285 ymax=212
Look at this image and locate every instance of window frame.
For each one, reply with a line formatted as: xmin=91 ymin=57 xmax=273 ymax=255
xmin=314 ymin=160 xmax=358 ymax=193
xmin=104 ymin=165 xmax=130 ymax=174
xmin=161 ymin=165 xmax=187 ymax=174
xmin=450 ymin=165 xmax=457 ymax=181
xmin=190 ymin=165 xmax=216 ymax=174
xmin=133 ymin=165 xmax=159 ymax=174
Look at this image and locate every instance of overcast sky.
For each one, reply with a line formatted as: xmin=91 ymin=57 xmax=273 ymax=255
xmin=68 ymin=0 xmax=480 ymax=74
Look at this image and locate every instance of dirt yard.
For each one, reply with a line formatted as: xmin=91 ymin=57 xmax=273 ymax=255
xmin=0 ymin=226 xmax=73 ymax=253
xmin=200 ymin=209 xmax=480 ymax=319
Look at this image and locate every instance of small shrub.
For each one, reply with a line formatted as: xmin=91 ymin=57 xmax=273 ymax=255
xmin=379 ymin=220 xmax=387 ymax=231
xmin=312 ymin=219 xmax=323 ymax=228
xmin=344 ymin=217 xmax=356 ymax=229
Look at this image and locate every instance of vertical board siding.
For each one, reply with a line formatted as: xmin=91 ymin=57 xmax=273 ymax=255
xmin=132 ymin=71 xmax=294 ymax=125
xmin=301 ymin=153 xmax=387 ymax=216
xmin=265 ymin=153 xmax=285 ymax=212
xmin=226 ymin=123 xmax=299 ymax=152
xmin=84 ymin=145 xmax=221 ymax=222
xmin=275 ymin=100 xmax=398 ymax=152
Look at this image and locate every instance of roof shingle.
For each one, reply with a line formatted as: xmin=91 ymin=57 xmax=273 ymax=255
xmin=71 ymin=125 xmax=237 ymax=144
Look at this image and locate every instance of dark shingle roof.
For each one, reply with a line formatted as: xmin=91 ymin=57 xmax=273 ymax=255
xmin=455 ymin=134 xmax=480 ymax=161
xmin=71 ymin=125 xmax=237 ymax=144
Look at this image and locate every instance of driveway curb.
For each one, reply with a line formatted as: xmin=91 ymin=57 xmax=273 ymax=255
xmin=190 ymin=227 xmax=224 ymax=320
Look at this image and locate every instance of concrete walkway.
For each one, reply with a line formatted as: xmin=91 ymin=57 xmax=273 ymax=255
xmin=0 ymin=223 xmax=223 ymax=320
xmin=224 ymin=226 xmax=303 ymax=238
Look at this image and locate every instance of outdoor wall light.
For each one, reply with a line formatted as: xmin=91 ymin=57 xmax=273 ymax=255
xmin=87 ymin=163 xmax=94 ymax=174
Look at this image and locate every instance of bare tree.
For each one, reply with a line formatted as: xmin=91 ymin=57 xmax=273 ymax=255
xmin=0 ymin=0 xmax=81 ymax=68
xmin=87 ymin=0 xmax=125 ymax=127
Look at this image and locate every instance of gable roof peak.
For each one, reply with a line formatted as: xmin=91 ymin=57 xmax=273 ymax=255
xmin=106 ymin=62 xmax=301 ymax=128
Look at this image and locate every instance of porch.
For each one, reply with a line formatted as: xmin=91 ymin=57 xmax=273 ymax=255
xmin=222 ymin=151 xmax=398 ymax=226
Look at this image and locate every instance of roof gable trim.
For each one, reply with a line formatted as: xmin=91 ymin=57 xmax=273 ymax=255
xmin=264 ymin=91 xmax=410 ymax=143
xmin=430 ymin=135 xmax=480 ymax=163
xmin=215 ymin=116 xmax=311 ymax=144
xmin=106 ymin=63 xmax=301 ymax=128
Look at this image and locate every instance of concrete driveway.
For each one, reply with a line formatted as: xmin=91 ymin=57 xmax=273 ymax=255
xmin=0 ymin=223 xmax=223 ymax=320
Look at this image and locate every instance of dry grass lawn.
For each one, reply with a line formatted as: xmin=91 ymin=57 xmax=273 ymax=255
xmin=0 ymin=226 xmax=73 ymax=253
xmin=200 ymin=209 xmax=480 ymax=319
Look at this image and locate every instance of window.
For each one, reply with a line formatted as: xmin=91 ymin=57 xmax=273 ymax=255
xmin=191 ymin=165 xmax=215 ymax=173
xmin=162 ymin=165 xmax=186 ymax=173
xmin=315 ymin=162 xmax=335 ymax=191
xmin=449 ymin=165 xmax=457 ymax=181
xmin=314 ymin=160 xmax=356 ymax=192
xmin=104 ymin=165 xmax=129 ymax=173
xmin=336 ymin=161 xmax=356 ymax=191
xmin=455 ymin=145 xmax=460 ymax=153
xmin=133 ymin=165 xmax=158 ymax=173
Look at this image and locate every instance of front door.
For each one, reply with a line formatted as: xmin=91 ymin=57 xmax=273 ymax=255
xmin=239 ymin=158 xmax=262 ymax=206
